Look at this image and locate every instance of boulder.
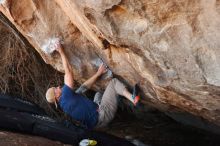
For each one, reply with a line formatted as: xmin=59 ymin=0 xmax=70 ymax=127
xmin=1 ymin=0 xmax=220 ymax=132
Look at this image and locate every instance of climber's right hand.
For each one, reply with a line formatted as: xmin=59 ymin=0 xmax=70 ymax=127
xmin=96 ymin=63 xmax=107 ymax=76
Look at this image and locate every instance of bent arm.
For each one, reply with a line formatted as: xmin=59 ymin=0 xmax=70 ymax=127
xmin=57 ymin=45 xmax=74 ymax=89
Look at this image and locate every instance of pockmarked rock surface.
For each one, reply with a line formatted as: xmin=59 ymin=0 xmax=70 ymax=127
xmin=1 ymin=0 xmax=220 ymax=131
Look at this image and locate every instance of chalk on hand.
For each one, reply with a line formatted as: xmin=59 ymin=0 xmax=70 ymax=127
xmin=91 ymin=58 xmax=113 ymax=80
xmin=42 ymin=37 xmax=61 ymax=54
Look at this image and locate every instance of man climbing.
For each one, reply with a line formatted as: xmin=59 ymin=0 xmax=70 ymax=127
xmin=45 ymin=43 xmax=140 ymax=129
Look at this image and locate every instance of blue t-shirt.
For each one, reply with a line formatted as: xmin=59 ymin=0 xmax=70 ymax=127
xmin=59 ymin=84 xmax=99 ymax=129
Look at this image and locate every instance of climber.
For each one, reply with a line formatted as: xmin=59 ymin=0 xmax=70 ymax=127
xmin=45 ymin=43 xmax=140 ymax=129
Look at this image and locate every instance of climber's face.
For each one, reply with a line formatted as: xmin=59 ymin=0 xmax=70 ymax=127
xmin=54 ymin=86 xmax=62 ymax=100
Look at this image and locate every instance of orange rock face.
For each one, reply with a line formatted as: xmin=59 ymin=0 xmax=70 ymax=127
xmin=1 ymin=0 xmax=220 ymax=131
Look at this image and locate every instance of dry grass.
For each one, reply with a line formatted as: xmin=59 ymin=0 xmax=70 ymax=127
xmin=0 ymin=13 xmax=63 ymax=117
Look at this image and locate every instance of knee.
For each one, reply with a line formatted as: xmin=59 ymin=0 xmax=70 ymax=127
xmin=108 ymin=78 xmax=118 ymax=86
xmin=111 ymin=78 xmax=119 ymax=84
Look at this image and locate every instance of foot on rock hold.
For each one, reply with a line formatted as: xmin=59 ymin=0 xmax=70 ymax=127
xmin=132 ymin=84 xmax=140 ymax=106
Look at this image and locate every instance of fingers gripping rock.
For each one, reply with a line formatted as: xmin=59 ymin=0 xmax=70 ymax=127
xmin=42 ymin=37 xmax=63 ymax=54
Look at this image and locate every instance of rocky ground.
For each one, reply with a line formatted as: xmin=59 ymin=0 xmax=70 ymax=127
xmin=0 ymin=130 xmax=70 ymax=146
xmin=1 ymin=108 xmax=220 ymax=146
xmin=102 ymin=108 xmax=220 ymax=146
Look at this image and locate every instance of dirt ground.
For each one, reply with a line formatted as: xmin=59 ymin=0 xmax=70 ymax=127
xmin=0 ymin=130 xmax=70 ymax=146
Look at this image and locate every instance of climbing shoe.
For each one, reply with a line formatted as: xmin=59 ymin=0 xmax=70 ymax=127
xmin=132 ymin=84 xmax=140 ymax=106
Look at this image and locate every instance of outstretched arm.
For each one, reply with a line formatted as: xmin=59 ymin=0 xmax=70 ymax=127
xmin=82 ymin=63 xmax=107 ymax=89
xmin=56 ymin=44 xmax=74 ymax=89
